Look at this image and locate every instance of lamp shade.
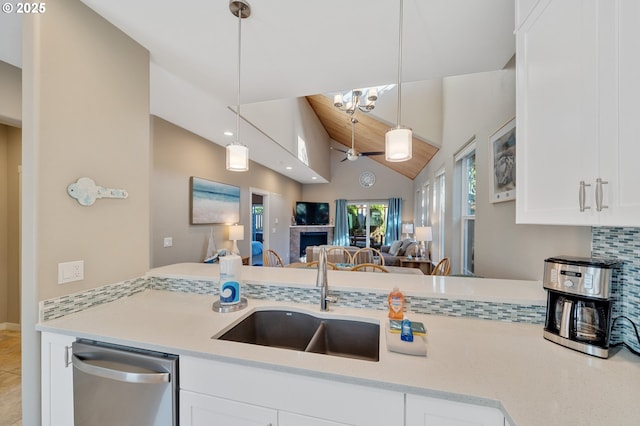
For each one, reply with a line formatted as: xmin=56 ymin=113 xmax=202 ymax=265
xmin=415 ymin=226 xmax=432 ymax=242
xmin=385 ymin=127 xmax=412 ymax=162
xmin=401 ymin=223 xmax=414 ymax=234
xmin=226 ymin=144 xmax=249 ymax=171
xmin=229 ymin=224 xmax=244 ymax=241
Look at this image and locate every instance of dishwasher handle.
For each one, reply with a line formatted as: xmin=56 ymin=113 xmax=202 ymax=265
xmin=72 ymin=354 xmax=171 ymax=384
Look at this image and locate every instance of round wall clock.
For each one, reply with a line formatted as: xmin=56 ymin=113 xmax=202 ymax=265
xmin=359 ymin=171 xmax=376 ymax=188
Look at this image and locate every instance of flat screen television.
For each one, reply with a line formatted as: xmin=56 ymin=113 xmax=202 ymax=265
xmin=295 ymin=201 xmax=330 ymax=225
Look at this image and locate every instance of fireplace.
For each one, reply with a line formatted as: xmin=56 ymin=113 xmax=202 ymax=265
xmin=299 ymin=232 xmax=328 ymax=256
xmin=289 ymin=226 xmax=334 ymax=262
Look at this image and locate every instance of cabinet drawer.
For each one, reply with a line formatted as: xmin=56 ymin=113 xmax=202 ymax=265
xmin=180 ymin=356 xmax=403 ymax=426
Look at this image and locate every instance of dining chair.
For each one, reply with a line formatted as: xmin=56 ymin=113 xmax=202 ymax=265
xmin=431 ymin=258 xmax=451 ymax=276
xmin=326 ymin=247 xmax=353 ymax=264
xmin=305 ymin=260 xmax=338 ymax=270
xmin=350 ymin=263 xmax=389 ymax=273
xmin=263 ymin=249 xmax=284 ymax=267
xmin=353 ymin=248 xmax=385 ymax=266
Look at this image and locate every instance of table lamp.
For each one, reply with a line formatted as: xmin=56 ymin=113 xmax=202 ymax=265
xmin=229 ymin=224 xmax=244 ymax=256
xmin=414 ymin=226 xmax=432 ymax=259
xmin=401 ymin=223 xmax=414 ymax=240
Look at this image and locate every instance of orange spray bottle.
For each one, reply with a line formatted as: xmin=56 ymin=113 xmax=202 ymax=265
xmin=388 ymin=286 xmax=405 ymax=320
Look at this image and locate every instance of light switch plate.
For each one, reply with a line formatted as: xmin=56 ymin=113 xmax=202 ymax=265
xmin=58 ymin=260 xmax=84 ymax=284
xmin=163 ymin=237 xmax=173 ymax=248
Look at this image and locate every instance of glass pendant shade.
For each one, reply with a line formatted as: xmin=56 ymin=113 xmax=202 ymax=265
xmin=226 ymin=144 xmax=249 ymax=171
xmin=385 ymin=127 xmax=413 ymax=162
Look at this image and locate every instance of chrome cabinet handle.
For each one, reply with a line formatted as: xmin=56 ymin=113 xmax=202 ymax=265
xmin=72 ymin=354 xmax=170 ymax=384
xmin=65 ymin=345 xmax=72 ymax=367
xmin=595 ymin=178 xmax=609 ymax=212
xmin=579 ymin=181 xmax=591 ymax=212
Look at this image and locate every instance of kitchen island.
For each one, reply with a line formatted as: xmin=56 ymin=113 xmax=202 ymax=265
xmin=37 ymin=263 xmax=640 ymax=425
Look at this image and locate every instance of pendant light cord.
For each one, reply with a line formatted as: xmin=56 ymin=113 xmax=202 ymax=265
xmin=396 ymin=0 xmax=404 ymax=127
xmin=235 ymin=3 xmax=243 ymax=143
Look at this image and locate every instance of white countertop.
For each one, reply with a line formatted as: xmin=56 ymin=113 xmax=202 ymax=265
xmin=148 ymin=262 xmax=548 ymax=306
xmin=37 ymin=264 xmax=640 ymax=425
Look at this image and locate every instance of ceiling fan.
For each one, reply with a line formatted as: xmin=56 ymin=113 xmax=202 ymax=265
xmin=332 ymin=118 xmax=385 ymax=162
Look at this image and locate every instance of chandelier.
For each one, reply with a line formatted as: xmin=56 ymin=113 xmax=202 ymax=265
xmin=333 ymin=88 xmax=379 ymax=116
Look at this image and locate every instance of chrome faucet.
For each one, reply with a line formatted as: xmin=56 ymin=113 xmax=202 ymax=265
xmin=316 ymin=247 xmax=336 ymax=311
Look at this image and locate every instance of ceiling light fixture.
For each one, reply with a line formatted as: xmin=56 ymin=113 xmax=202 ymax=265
xmin=385 ymin=0 xmax=412 ymax=162
xmin=226 ymin=0 xmax=251 ymax=172
xmin=333 ymin=88 xmax=378 ymax=115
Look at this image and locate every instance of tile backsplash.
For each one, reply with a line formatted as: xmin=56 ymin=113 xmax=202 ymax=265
xmin=592 ymin=227 xmax=640 ymax=353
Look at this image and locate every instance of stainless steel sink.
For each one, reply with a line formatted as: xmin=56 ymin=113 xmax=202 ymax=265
xmin=215 ymin=309 xmax=379 ymax=362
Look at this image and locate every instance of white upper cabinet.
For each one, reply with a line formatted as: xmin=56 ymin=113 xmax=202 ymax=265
xmin=601 ymin=0 xmax=640 ymax=226
xmin=516 ymin=0 xmax=640 ymax=226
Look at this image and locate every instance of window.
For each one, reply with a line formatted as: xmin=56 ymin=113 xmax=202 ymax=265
xmin=433 ymin=169 xmax=445 ymax=261
xmin=421 ymin=182 xmax=430 ymax=226
xmin=455 ymin=141 xmax=476 ymax=275
xmin=346 ymin=201 xmax=388 ymax=248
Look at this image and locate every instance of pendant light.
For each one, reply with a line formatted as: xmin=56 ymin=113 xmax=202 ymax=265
xmin=226 ymin=0 xmax=250 ymax=172
xmin=385 ymin=0 xmax=412 ymax=162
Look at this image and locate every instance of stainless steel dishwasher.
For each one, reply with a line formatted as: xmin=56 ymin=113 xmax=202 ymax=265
xmin=72 ymin=339 xmax=178 ymax=426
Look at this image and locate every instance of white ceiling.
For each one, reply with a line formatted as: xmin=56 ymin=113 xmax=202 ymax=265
xmin=0 ymin=0 xmax=515 ymax=183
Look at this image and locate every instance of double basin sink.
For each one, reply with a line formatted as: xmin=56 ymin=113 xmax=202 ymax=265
xmin=215 ymin=309 xmax=380 ymax=362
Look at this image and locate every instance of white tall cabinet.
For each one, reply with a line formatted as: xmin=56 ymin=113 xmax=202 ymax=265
xmin=516 ymin=0 xmax=640 ymax=226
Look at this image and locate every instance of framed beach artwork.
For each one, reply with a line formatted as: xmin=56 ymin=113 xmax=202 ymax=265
xmin=190 ymin=177 xmax=240 ymax=224
xmin=489 ymin=117 xmax=516 ymax=203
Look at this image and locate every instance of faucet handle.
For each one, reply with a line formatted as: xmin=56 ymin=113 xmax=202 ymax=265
xmin=325 ymin=295 xmax=338 ymax=304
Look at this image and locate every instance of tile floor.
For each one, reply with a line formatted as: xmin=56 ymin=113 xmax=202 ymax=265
xmin=0 ymin=330 xmax=21 ymax=426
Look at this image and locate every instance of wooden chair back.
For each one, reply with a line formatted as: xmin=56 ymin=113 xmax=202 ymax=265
xmin=431 ymin=258 xmax=451 ymax=276
xmin=263 ymin=249 xmax=284 ymax=267
xmin=350 ymin=263 xmax=389 ymax=273
xmin=353 ymin=248 xmax=384 ymax=266
xmin=305 ymin=261 xmax=338 ymax=270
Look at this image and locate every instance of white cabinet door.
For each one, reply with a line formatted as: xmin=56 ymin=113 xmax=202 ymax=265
xmin=516 ymin=0 xmax=600 ymax=225
xmin=180 ymin=390 xmax=277 ymax=426
xmin=279 ymin=411 xmax=350 ymax=426
xmin=599 ymin=0 xmax=640 ymax=226
xmin=517 ymin=0 xmax=640 ymax=226
xmin=405 ymin=394 xmax=505 ymax=426
xmin=41 ymin=332 xmax=75 ymax=426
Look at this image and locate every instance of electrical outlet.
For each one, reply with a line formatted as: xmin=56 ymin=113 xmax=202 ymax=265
xmin=163 ymin=237 xmax=173 ymax=248
xmin=58 ymin=260 xmax=84 ymax=284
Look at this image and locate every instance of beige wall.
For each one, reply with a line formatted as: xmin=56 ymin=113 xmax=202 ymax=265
xmin=22 ymin=1 xmax=150 ymax=421
xmin=151 ymin=116 xmax=302 ymax=267
xmin=302 ymin=146 xmax=415 ymax=235
xmin=0 ymin=124 xmax=21 ymax=325
xmin=0 ymin=60 xmax=21 ymax=127
xmin=24 ymin=0 xmax=151 ymax=302
xmin=0 ymin=125 xmax=7 ymax=323
xmin=414 ymin=64 xmax=591 ymax=280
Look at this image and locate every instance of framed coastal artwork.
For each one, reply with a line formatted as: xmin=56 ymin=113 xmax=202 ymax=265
xmin=190 ymin=177 xmax=240 ymax=224
xmin=489 ymin=117 xmax=516 ymax=203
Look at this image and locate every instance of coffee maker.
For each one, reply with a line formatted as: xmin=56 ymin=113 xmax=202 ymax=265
xmin=543 ymin=256 xmax=620 ymax=358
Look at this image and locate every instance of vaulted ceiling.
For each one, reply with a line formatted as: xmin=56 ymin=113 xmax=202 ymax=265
xmin=306 ymin=95 xmax=439 ymax=180
xmin=0 ymin=0 xmax=515 ymax=183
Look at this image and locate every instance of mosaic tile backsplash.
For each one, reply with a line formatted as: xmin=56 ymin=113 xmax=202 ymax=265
xmin=41 ymin=275 xmax=545 ymax=325
xmin=592 ymin=227 xmax=640 ymax=353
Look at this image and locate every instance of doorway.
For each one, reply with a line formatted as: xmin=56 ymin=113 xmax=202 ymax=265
xmin=346 ymin=201 xmax=388 ymax=249
xmin=250 ymin=188 xmax=269 ymax=266
xmin=1 ymin=124 xmax=21 ymax=328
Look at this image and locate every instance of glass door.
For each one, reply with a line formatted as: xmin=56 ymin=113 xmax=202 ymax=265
xmin=346 ymin=202 xmax=388 ymax=248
